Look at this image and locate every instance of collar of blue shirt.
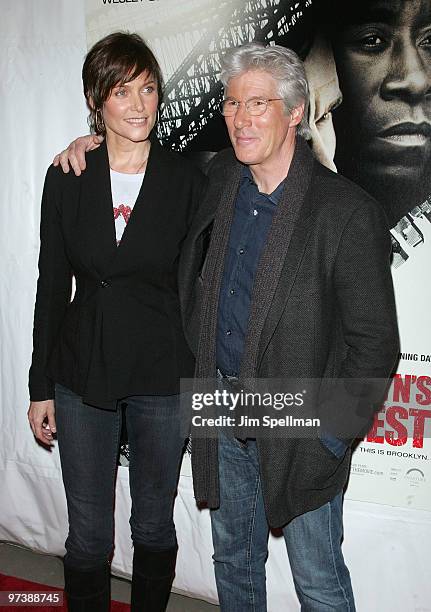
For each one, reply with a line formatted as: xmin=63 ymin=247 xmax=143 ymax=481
xmin=241 ymin=165 xmax=285 ymax=205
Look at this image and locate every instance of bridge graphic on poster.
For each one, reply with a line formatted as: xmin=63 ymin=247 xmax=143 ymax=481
xmin=156 ymin=0 xmax=312 ymax=152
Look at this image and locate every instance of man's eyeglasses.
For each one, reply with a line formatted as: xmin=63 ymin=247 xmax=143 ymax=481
xmin=219 ymin=97 xmax=283 ymax=117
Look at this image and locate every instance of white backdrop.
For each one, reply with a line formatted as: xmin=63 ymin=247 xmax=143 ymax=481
xmin=0 ymin=1 xmax=430 ymax=610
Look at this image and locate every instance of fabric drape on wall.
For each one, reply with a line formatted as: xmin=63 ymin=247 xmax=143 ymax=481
xmin=0 ymin=1 xmax=429 ymax=609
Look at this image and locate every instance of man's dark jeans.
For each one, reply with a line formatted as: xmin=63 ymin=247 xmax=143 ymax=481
xmin=211 ymin=433 xmax=356 ymax=611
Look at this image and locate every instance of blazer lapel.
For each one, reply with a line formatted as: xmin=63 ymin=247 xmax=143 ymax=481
xmin=80 ymin=141 xmax=117 ymax=274
xmin=113 ymin=136 xmax=165 ymax=256
xmin=240 ymin=137 xmax=315 ymax=379
xmin=76 ymin=137 xmax=175 ymax=278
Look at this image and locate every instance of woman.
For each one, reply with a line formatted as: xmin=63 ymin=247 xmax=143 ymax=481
xmin=27 ymin=32 xmax=206 ymax=612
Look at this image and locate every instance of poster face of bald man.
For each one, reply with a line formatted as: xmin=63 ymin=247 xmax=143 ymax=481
xmin=305 ymin=0 xmax=431 ymax=269
xmin=330 ymin=0 xmax=431 ymax=227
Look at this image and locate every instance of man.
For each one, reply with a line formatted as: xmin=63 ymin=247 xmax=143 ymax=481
xmin=330 ymin=0 xmax=431 ymax=229
xmin=307 ymin=0 xmax=431 ymax=267
xmin=179 ymin=43 xmax=399 ymax=611
xmin=56 ymin=42 xmax=399 ymax=611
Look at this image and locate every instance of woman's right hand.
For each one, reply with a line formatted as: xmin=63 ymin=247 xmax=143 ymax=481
xmin=28 ymin=400 xmax=56 ymax=447
xmin=52 ymin=134 xmax=104 ymax=176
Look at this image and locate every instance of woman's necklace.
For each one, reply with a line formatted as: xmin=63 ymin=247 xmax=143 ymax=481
xmin=109 ymin=153 xmax=149 ymax=174
xmin=133 ymin=157 xmax=149 ymax=174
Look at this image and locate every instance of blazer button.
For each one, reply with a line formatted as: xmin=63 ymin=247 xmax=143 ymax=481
xmin=101 ymin=280 xmax=111 ymax=288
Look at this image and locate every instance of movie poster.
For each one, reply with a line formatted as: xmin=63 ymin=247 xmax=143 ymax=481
xmin=305 ymin=0 xmax=431 ymax=512
xmin=84 ymin=0 xmax=431 ymax=510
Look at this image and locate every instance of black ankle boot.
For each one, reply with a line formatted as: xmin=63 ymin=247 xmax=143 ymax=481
xmin=131 ymin=544 xmax=178 ymax=612
xmin=63 ymin=562 xmax=110 ymax=611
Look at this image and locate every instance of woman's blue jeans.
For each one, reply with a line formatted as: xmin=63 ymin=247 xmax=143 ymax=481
xmin=55 ymin=384 xmax=185 ymax=570
xmin=211 ymin=433 xmax=356 ymax=611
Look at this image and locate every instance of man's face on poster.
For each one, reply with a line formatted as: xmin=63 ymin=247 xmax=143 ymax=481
xmin=332 ymin=0 xmax=431 ymax=189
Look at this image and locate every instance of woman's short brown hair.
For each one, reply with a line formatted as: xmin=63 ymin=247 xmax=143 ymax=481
xmin=82 ymin=32 xmax=163 ymax=135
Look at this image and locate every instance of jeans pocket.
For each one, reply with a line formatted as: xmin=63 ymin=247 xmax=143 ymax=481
xmin=233 ymin=436 xmax=248 ymax=449
xmin=318 ymin=433 xmax=348 ymax=459
xmin=55 ymin=382 xmax=79 ymax=399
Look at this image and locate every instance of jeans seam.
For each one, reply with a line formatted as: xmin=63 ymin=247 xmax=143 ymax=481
xmin=327 ymin=499 xmax=351 ymax=611
xmin=58 ymin=388 xmax=122 ymax=565
xmin=110 ymin=407 xmax=121 ymax=514
xmin=126 ymin=396 xmax=182 ymax=549
xmin=246 ymin=472 xmax=260 ymax=611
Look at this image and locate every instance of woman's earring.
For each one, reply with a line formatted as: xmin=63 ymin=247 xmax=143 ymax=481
xmin=95 ymin=109 xmax=105 ymax=133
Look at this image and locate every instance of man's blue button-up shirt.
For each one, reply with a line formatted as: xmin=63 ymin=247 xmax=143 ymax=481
xmin=216 ymin=166 xmax=285 ymax=376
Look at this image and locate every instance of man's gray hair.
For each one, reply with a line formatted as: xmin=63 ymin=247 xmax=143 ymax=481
xmin=220 ymin=42 xmax=311 ymax=139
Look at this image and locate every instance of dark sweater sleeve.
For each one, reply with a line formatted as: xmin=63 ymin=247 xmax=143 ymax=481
xmin=334 ymin=198 xmax=399 ymax=380
xmin=29 ymin=166 xmax=73 ymax=401
xmin=322 ymin=198 xmax=400 ymax=440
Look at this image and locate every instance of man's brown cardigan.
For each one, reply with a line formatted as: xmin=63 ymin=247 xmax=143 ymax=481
xmin=179 ymin=137 xmax=399 ymax=528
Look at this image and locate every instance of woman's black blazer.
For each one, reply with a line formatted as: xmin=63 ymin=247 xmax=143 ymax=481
xmin=29 ymin=139 xmax=207 ymax=410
